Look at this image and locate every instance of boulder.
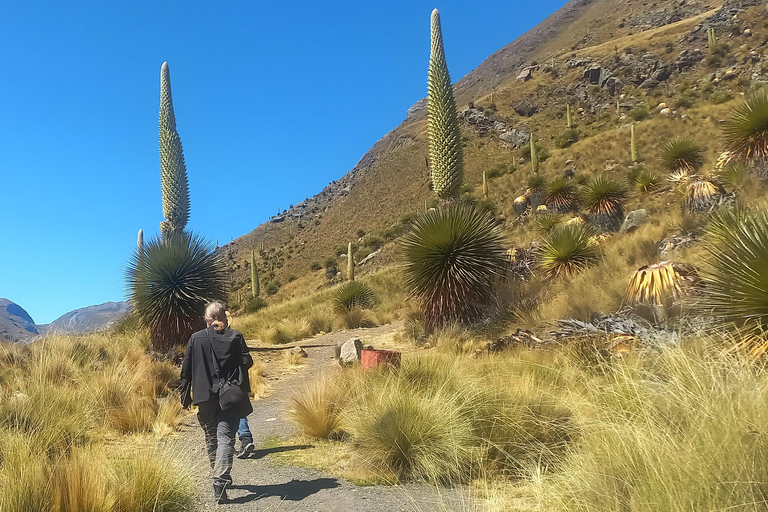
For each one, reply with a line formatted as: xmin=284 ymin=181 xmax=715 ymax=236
xmin=339 ymin=338 xmax=363 ymax=366
xmin=517 ymin=66 xmax=535 ymax=81
xmin=499 ymin=129 xmax=530 ymax=148
xmin=620 ymin=209 xmax=649 ymax=233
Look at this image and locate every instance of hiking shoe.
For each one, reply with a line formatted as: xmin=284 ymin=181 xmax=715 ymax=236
xmin=213 ymin=482 xmax=228 ymax=504
xmin=237 ymin=442 xmax=255 ymax=459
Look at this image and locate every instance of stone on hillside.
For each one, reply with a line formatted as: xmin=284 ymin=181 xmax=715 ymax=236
xmin=500 ymin=129 xmax=530 ymax=148
xmin=604 ymin=77 xmax=623 ymax=96
xmin=517 ymin=66 xmax=535 ymax=81
xmin=514 ymin=101 xmax=540 ymax=117
xmin=620 ymin=209 xmax=648 ymax=233
xmin=675 ymin=49 xmax=703 ymax=70
xmin=339 ymin=338 xmax=363 ymax=366
xmin=358 ymin=249 xmax=381 ymax=266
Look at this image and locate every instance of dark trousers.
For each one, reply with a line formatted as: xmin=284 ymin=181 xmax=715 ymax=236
xmin=197 ymin=400 xmax=239 ymax=485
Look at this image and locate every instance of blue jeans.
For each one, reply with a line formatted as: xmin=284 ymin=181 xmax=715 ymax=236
xmin=238 ymin=417 xmax=253 ymax=445
xmin=197 ymin=401 xmax=239 ymax=486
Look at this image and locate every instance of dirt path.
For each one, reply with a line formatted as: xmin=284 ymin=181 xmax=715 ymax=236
xmin=173 ymin=324 xmax=472 ymax=511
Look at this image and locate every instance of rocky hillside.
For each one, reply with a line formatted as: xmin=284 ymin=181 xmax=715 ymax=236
xmin=38 ymin=301 xmax=131 ymax=335
xmin=222 ymin=0 xmax=766 ymax=308
xmin=0 ymin=298 xmax=38 ymax=343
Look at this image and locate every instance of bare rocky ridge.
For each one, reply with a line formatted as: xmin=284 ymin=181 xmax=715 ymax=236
xmin=0 ymin=298 xmax=38 ymax=343
xmin=39 ymin=300 xmax=131 ymax=335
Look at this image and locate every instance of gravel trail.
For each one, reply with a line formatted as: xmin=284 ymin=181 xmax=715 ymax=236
xmin=174 ymin=324 xmax=471 ymax=511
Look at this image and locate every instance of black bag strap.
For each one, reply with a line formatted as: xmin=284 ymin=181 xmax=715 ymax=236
xmin=205 ymin=327 xmax=226 ymax=386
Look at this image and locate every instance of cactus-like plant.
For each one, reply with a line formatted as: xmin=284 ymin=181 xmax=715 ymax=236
xmin=427 ymin=9 xmax=464 ymax=200
xmin=707 ymin=27 xmax=718 ymax=55
xmin=137 ymin=229 xmax=144 ymax=262
xmin=251 ymin=250 xmax=260 ymax=298
xmin=661 ymin=137 xmax=705 ymax=173
xmin=159 ymin=62 xmax=190 ymax=238
xmin=631 ymin=125 xmax=640 ymax=164
xmin=482 ymin=171 xmax=488 ymax=199
xmin=347 ymin=242 xmax=355 ymax=281
xmin=530 ymin=133 xmax=539 ymax=174
xmin=566 ymin=104 xmax=572 ymax=129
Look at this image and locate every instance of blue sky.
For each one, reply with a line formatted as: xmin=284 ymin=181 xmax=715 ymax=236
xmin=0 ymin=0 xmax=564 ymax=324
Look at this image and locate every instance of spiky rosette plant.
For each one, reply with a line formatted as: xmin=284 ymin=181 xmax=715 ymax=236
xmin=661 ymin=137 xmax=705 ymax=173
xmin=684 ymin=179 xmax=725 ymax=214
xmin=538 ymin=224 xmax=601 ymax=279
xmin=545 ymin=177 xmax=577 ymax=213
xmin=427 ymin=9 xmax=463 ymax=200
xmin=333 ymin=281 xmax=375 ymax=314
xmin=722 ymin=89 xmax=768 ymax=164
xmin=581 ymin=176 xmax=628 ymax=231
xmin=633 ymin=167 xmax=662 ymax=192
xmin=127 ymin=233 xmax=227 ymax=353
xmin=402 ymin=203 xmax=507 ymax=328
xmin=625 ymin=262 xmax=684 ymax=308
xmin=695 ymin=209 xmax=768 ymax=356
xmin=535 ymin=213 xmax=562 ymax=234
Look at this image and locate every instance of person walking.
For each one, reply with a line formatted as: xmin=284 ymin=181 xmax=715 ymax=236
xmin=180 ymin=301 xmax=253 ymax=504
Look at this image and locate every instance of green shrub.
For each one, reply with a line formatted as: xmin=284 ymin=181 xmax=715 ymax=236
xmin=486 ymin=162 xmax=516 ymax=179
xmin=723 ymin=88 xmax=768 ymax=162
xmin=660 ymin=137 xmax=705 ymax=172
xmin=310 ymin=261 xmax=323 ymax=271
xmin=401 ymin=203 xmax=507 ymax=328
xmin=555 ymin=128 xmax=579 ymax=149
xmin=628 ymin=106 xmax=650 ymax=121
xmin=538 ymin=224 xmax=601 ymax=278
xmin=695 ymin=209 xmax=768 ymax=355
xmin=265 ymin=280 xmax=281 ymax=296
xmin=332 ymin=281 xmax=375 ymax=314
xmin=546 ymin=177 xmax=578 ymax=213
xmin=633 ymin=167 xmax=662 ymax=192
xmin=709 ymin=89 xmax=733 ymax=105
xmin=245 ymin=297 xmax=268 ymax=314
xmin=127 ymin=233 xmax=227 ymax=353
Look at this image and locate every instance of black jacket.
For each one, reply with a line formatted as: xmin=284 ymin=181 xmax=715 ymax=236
xmin=180 ymin=326 xmax=253 ymax=405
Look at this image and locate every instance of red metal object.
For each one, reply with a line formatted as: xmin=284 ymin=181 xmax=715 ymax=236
xmin=361 ymin=348 xmax=401 ymax=369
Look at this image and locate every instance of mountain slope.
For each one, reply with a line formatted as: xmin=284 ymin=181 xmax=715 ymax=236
xmin=0 ymin=298 xmax=39 ymax=343
xmin=222 ymin=0 xmax=760 ymax=308
xmin=39 ymin=301 xmax=131 ymax=335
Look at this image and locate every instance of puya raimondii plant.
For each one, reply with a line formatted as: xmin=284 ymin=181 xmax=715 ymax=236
xmin=427 ymin=9 xmax=464 ymax=200
xmin=159 ymin=62 xmax=190 ymax=238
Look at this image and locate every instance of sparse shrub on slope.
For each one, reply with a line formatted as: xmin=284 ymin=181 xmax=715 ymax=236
xmin=401 ymin=203 xmax=507 ymax=328
xmin=128 ymin=233 xmax=226 ymax=353
xmin=580 ymin=176 xmax=628 ymax=232
xmin=695 ymin=209 xmax=768 ymax=356
xmin=546 ymin=177 xmax=578 ymax=213
xmin=535 ymin=213 xmax=563 ymax=234
xmin=333 ymin=281 xmax=375 ymax=314
xmin=538 ymin=224 xmax=601 ymax=278
xmin=661 ymin=137 xmax=705 ymax=173
xmin=722 ymin=88 xmax=768 ymax=166
xmin=633 ymin=167 xmax=662 ymax=192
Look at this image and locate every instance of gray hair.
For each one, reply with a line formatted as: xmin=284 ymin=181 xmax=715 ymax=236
xmin=204 ymin=301 xmax=228 ymax=331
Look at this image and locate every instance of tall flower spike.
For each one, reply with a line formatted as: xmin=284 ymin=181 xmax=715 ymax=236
xmin=428 ymin=8 xmax=464 ymax=200
xmin=137 ymin=229 xmax=144 ymax=263
xmin=631 ymin=125 xmax=639 ymax=164
xmin=251 ymin=250 xmax=260 ymax=298
xmin=159 ymin=62 xmax=190 ymax=238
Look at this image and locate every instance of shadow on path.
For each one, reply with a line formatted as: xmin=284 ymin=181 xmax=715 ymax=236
xmin=228 ymin=478 xmax=341 ymax=504
xmin=243 ymin=444 xmax=313 ymax=460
